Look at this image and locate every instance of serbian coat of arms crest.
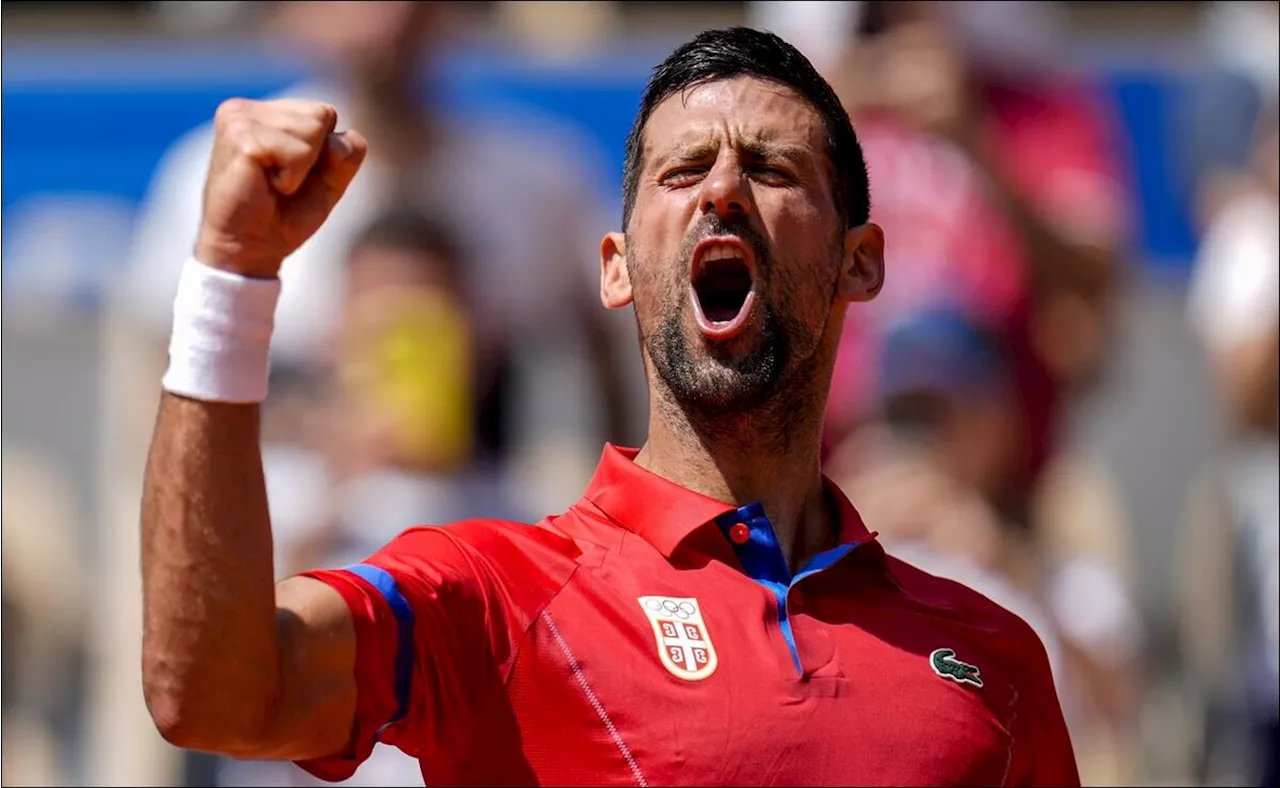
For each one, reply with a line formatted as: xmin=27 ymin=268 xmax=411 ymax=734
xmin=637 ymin=596 xmax=719 ymax=680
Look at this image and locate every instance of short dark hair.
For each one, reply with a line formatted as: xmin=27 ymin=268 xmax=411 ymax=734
xmin=621 ymin=27 xmax=870 ymax=230
xmin=346 ymin=207 xmax=464 ymax=281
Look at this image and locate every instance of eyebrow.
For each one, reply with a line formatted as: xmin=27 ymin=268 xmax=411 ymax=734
xmin=653 ymin=137 xmax=813 ymax=168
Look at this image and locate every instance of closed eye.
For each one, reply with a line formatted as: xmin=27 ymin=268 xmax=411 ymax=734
xmin=748 ymin=164 xmax=795 ymax=184
xmin=661 ymin=166 xmax=708 ymax=186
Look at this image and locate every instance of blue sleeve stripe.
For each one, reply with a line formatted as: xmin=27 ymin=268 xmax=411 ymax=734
xmin=343 ymin=563 xmax=416 ymax=730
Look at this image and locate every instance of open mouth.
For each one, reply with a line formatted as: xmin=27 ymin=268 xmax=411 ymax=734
xmin=690 ymin=238 xmax=758 ymax=340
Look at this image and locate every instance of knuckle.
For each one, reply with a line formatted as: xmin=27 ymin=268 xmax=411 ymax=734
xmin=239 ymin=139 xmax=265 ymax=162
xmin=293 ymin=115 xmax=326 ymax=142
xmin=215 ymin=97 xmax=251 ymax=124
xmin=223 ymin=115 xmax=254 ymax=145
xmin=300 ymin=103 xmax=339 ymax=139
xmin=231 ymin=127 xmax=265 ymax=160
xmin=311 ymin=102 xmax=338 ymax=125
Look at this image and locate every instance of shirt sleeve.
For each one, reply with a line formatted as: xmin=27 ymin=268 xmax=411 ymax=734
xmin=1008 ymin=625 xmax=1081 ymax=787
xmin=292 ymin=525 xmax=505 ymax=782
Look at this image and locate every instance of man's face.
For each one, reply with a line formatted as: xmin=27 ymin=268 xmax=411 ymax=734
xmin=603 ymin=76 xmax=880 ymax=416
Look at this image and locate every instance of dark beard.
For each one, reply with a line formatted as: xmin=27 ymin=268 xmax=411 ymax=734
xmin=648 ymin=301 xmax=790 ymax=416
xmin=647 ymin=300 xmax=821 ymax=451
xmin=645 ymin=213 xmax=786 ymax=413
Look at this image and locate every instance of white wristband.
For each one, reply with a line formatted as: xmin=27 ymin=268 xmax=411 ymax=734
xmin=161 ymin=257 xmax=282 ymax=404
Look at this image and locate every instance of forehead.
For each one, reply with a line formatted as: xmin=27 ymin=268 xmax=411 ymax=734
xmin=642 ymin=76 xmax=827 ymax=161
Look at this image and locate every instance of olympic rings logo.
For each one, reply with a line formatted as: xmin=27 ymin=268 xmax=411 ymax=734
xmin=644 ymin=598 xmax=696 ymax=620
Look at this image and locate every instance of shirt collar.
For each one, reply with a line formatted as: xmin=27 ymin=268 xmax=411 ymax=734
xmin=581 ymin=443 xmax=877 ymax=558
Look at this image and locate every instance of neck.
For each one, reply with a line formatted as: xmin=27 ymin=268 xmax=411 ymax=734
xmin=634 ymin=382 xmax=836 ymax=571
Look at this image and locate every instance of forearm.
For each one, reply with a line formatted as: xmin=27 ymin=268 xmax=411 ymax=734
xmin=138 ymin=96 xmax=369 ymax=759
xmin=141 ymin=392 xmax=280 ymax=749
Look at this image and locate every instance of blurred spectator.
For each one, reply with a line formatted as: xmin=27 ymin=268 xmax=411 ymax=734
xmin=275 ymin=209 xmax=526 ymax=574
xmin=1189 ymin=114 xmax=1280 ymax=441
xmin=817 ymin=0 xmax=1130 ymax=524
xmin=828 ymin=304 xmax=1144 ymax=786
xmin=221 ymin=208 xmax=530 ymax=786
xmin=1182 ymin=108 xmax=1279 ymax=788
xmin=2 ymin=450 xmax=87 ymax=787
xmin=121 ymin=0 xmax=640 ymax=513
xmin=826 ymin=307 xmax=1028 ymax=583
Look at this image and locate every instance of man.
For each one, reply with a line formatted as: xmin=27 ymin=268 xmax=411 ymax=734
xmin=140 ymin=28 xmax=1078 ymax=786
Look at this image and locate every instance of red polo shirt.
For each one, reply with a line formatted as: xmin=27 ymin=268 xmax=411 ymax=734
xmin=298 ymin=444 xmax=1078 ymax=786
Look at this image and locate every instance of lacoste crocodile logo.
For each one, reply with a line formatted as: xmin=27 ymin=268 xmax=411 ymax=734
xmin=930 ymin=647 xmax=983 ymax=688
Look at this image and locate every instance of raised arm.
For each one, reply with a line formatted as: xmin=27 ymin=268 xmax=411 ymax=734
xmin=140 ymin=98 xmax=369 ymax=761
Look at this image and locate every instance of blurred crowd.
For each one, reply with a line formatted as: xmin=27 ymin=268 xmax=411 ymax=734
xmin=2 ymin=1 xmax=1277 ymax=787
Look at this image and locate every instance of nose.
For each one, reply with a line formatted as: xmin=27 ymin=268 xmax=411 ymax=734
xmin=698 ymin=156 xmax=751 ymax=219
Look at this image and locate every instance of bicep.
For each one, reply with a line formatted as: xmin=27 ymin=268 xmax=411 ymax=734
xmin=281 ymin=528 xmax=511 ymax=781
xmin=252 ymin=576 xmax=359 ymax=762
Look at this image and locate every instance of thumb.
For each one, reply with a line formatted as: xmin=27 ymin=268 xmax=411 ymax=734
xmin=296 ymin=130 xmax=369 ymax=217
xmin=321 ymin=130 xmax=368 ymax=195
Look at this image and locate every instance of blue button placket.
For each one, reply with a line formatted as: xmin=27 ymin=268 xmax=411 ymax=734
xmin=714 ymin=503 xmax=866 ymax=677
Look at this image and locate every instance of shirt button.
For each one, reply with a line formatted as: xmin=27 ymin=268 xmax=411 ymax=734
xmin=729 ymin=523 xmax=750 ymax=545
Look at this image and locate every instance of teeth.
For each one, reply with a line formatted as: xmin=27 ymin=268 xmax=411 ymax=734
xmin=703 ymin=243 xmax=745 ymax=263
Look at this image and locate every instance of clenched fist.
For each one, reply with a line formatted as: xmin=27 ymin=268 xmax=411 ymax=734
xmin=194 ymin=98 xmax=368 ymax=279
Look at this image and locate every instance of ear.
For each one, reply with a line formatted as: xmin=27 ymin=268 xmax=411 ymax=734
xmin=836 ymin=223 xmax=885 ymax=303
xmin=600 ymin=231 xmax=633 ymax=310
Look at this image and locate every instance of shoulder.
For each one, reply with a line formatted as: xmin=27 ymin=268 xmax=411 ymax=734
xmin=883 ymin=551 xmax=1066 ymax=742
xmin=382 ymin=515 xmax=579 ymax=562
xmin=874 ymin=549 xmax=1077 ymax=781
xmin=884 ymin=552 xmax=1056 ymax=676
xmin=888 ymin=552 xmax=1047 ymax=641
xmin=436 ymin=516 xmax=586 ymax=571
xmin=376 ymin=516 xmax=585 ymax=611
